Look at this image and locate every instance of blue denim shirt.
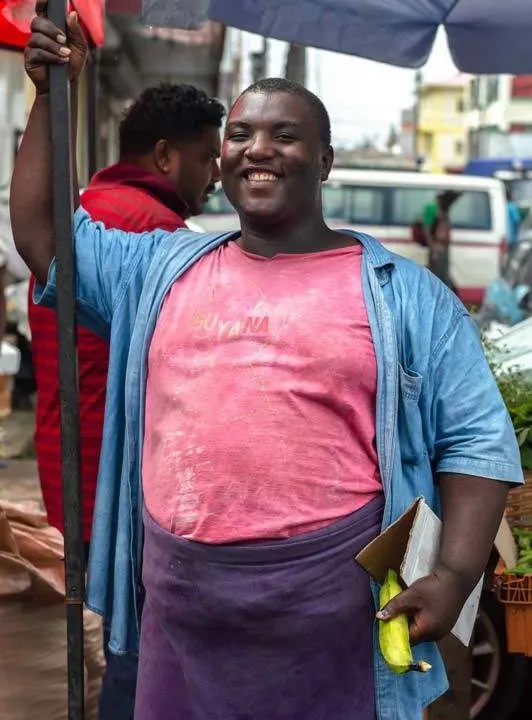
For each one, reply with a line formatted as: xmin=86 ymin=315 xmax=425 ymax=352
xmin=36 ymin=208 xmax=523 ymax=719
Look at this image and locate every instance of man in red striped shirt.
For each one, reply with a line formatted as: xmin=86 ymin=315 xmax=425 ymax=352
xmin=28 ymin=82 xmax=225 ymax=720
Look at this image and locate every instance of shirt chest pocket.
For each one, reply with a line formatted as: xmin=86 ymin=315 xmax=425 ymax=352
xmin=398 ymin=365 xmax=425 ymax=465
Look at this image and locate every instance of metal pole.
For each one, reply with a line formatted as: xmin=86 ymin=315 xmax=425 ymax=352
xmin=284 ymin=43 xmax=307 ymax=85
xmin=231 ymin=30 xmax=242 ymax=103
xmin=47 ymin=1 xmax=85 ymax=719
xmin=262 ymin=35 xmax=268 ymax=76
xmin=86 ymin=44 xmax=100 ymax=180
xmin=412 ymin=70 xmax=423 ymax=171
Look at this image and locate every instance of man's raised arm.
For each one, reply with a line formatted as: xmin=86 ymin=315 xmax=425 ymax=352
xmin=10 ymin=1 xmax=87 ymax=284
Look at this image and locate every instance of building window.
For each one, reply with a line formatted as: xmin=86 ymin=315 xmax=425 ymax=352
xmin=322 ymin=185 xmax=348 ymax=220
xmin=391 ymin=188 xmax=491 ymax=231
xmin=468 ymin=129 xmax=479 ymax=158
xmin=349 ymin=187 xmax=386 ymax=224
xmin=321 ymin=185 xmax=387 ymax=225
xmin=487 ymin=77 xmax=499 ymax=104
xmin=470 ymin=79 xmax=479 ymax=109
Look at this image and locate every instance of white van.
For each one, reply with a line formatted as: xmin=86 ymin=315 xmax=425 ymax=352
xmin=199 ymin=169 xmax=507 ymax=305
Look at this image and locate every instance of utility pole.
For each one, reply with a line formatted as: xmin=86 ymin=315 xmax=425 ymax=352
xmin=233 ymin=31 xmax=243 ymax=101
xmin=222 ymin=28 xmax=243 ymax=107
xmin=262 ymin=36 xmax=268 ymax=76
xmin=412 ymin=69 xmax=423 ymax=170
xmin=285 ymin=43 xmax=307 ymax=85
xmin=251 ymin=36 xmax=268 ymax=83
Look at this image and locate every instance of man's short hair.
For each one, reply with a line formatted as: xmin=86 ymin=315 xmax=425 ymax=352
xmin=242 ymin=77 xmax=331 ymax=148
xmin=119 ymin=83 xmax=225 ymax=156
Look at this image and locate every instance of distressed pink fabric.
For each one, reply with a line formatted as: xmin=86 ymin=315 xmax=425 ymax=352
xmin=143 ymin=241 xmax=382 ymax=543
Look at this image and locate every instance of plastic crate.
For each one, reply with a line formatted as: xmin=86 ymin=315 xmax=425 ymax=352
xmin=495 ymin=561 xmax=532 ymax=657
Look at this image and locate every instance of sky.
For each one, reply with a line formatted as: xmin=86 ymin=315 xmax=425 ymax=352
xmin=238 ymin=28 xmax=458 ymax=149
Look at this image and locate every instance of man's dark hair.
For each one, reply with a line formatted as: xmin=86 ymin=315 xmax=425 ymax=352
xmin=243 ymin=77 xmax=332 ymax=148
xmin=119 ymin=83 xmax=225 ymax=156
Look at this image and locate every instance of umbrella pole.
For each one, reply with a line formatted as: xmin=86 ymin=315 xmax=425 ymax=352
xmin=47 ymin=1 xmax=85 ymax=719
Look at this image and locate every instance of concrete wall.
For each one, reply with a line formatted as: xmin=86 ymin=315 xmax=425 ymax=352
xmin=104 ymin=15 xmax=225 ymax=99
xmin=472 ymin=128 xmax=532 ymax=158
xmin=465 ymin=75 xmax=532 ymax=158
xmin=466 ymin=75 xmax=532 ymax=133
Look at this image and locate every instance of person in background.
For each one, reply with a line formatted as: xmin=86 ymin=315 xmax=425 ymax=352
xmin=506 ymin=185 xmax=522 ymax=252
xmin=422 ymin=190 xmax=460 ymax=292
xmin=13 ymin=7 xmax=522 ymax=719
xmin=27 ymin=80 xmax=224 ymax=720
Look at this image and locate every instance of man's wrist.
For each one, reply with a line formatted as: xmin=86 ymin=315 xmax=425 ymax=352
xmin=433 ymin=561 xmax=479 ymax=599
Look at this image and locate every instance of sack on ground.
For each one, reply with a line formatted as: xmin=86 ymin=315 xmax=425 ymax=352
xmin=0 ymin=500 xmax=105 ymax=720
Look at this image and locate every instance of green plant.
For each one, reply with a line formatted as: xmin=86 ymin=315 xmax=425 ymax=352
xmin=507 ymin=401 xmax=532 ymax=470
xmin=484 ymin=337 xmax=532 ymax=470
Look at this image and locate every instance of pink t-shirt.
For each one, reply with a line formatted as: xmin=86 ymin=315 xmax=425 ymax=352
xmin=142 ymin=241 xmax=382 ymax=543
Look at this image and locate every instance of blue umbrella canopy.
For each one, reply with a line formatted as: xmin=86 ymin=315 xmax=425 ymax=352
xmin=141 ymin=0 xmax=532 ymax=74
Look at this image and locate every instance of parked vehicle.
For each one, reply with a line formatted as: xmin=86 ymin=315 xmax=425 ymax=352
xmin=199 ymin=169 xmax=508 ymax=306
xmin=475 ymin=238 xmax=532 ymax=329
xmin=463 ymin=157 xmax=532 ymax=218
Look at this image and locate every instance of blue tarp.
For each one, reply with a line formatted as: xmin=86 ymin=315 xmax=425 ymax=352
xmin=464 ymin=158 xmax=532 ymax=177
xmin=141 ymin=0 xmax=532 ymax=73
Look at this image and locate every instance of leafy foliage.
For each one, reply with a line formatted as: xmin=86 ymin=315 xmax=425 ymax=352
xmin=484 ymin=337 xmax=532 ymax=470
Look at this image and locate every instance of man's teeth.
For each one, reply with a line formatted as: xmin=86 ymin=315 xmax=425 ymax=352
xmin=248 ymin=172 xmax=278 ymax=182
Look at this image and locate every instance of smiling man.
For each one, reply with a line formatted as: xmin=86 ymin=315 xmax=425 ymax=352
xmin=11 ymin=7 xmax=523 ymax=720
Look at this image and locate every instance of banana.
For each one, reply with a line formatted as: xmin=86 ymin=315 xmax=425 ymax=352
xmin=378 ymin=569 xmax=431 ymax=675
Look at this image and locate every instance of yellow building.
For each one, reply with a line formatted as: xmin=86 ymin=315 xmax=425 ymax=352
xmin=416 ymin=76 xmax=468 ymax=174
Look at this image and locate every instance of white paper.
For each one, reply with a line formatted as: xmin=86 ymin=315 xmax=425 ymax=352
xmin=400 ymin=500 xmax=482 ymax=647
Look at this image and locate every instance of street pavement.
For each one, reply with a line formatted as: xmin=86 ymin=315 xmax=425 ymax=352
xmin=0 ymin=457 xmax=41 ymax=505
xmin=0 ymin=409 xmax=40 ymax=505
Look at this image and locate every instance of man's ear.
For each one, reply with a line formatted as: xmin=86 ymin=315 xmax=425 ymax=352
xmin=321 ymin=146 xmax=334 ymax=182
xmin=153 ymin=139 xmax=178 ymax=175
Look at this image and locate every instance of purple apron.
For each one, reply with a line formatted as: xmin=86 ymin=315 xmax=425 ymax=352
xmin=136 ymin=497 xmax=383 ymax=720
